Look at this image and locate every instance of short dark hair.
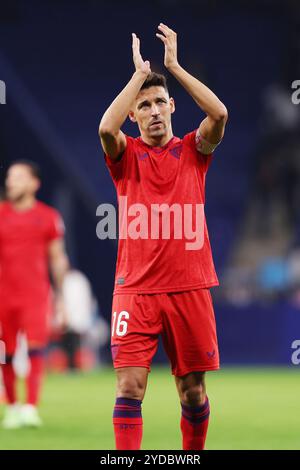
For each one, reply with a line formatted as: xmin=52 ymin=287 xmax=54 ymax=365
xmin=8 ymin=160 xmax=41 ymax=180
xmin=140 ymin=72 xmax=169 ymax=93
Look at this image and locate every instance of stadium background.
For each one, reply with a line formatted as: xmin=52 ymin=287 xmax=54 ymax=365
xmin=0 ymin=0 xmax=299 ymax=449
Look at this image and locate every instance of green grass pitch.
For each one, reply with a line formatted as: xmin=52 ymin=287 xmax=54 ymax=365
xmin=0 ymin=367 xmax=299 ymax=450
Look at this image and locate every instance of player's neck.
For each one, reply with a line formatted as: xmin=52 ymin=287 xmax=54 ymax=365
xmin=10 ymin=195 xmax=37 ymax=212
xmin=140 ymin=130 xmax=174 ymax=148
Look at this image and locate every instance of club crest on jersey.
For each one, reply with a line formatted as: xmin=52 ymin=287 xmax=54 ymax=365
xmin=138 ymin=151 xmax=149 ymax=160
xmin=169 ymin=144 xmax=182 ymax=159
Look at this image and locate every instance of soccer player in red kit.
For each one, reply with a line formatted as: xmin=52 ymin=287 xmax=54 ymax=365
xmin=99 ymin=24 xmax=228 ymax=450
xmin=0 ymin=161 xmax=69 ymax=428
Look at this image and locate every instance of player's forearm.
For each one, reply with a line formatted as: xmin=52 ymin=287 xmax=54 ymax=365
xmin=168 ymin=64 xmax=227 ymax=121
xmin=50 ymin=255 xmax=69 ymax=294
xmin=99 ymin=71 xmax=148 ymax=135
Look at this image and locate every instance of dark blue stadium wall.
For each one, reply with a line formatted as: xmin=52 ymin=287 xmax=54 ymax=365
xmin=1 ymin=1 xmax=296 ymax=366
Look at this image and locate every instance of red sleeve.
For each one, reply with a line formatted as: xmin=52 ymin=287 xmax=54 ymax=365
xmin=46 ymin=209 xmax=65 ymax=242
xmin=104 ymin=135 xmax=134 ymax=183
xmin=183 ymin=129 xmax=213 ymax=173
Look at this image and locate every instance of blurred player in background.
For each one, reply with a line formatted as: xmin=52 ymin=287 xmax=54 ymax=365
xmin=0 ymin=161 xmax=69 ymax=428
xmin=99 ymin=24 xmax=228 ymax=450
xmin=60 ymin=268 xmax=94 ymax=370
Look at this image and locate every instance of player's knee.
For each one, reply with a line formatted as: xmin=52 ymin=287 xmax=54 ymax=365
xmin=116 ymin=373 xmax=146 ymax=400
xmin=182 ymin=384 xmax=206 ymax=407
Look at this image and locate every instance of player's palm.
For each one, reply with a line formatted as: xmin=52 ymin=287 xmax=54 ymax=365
xmin=132 ymin=33 xmax=151 ymax=75
xmin=156 ymin=23 xmax=178 ymax=70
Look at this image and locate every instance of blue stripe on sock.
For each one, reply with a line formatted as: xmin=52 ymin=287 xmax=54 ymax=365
xmin=181 ymin=396 xmax=209 ymax=414
xmin=181 ymin=397 xmax=210 ymax=424
xmin=115 ymin=397 xmax=142 ymax=407
xmin=182 ymin=410 xmax=210 ymax=424
xmin=113 ymin=397 xmax=142 ymax=419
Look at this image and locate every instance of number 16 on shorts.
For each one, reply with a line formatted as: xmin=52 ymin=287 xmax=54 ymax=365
xmin=112 ymin=311 xmax=130 ymax=337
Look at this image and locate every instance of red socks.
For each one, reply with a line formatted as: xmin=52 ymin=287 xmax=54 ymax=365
xmin=2 ymin=350 xmax=44 ymax=406
xmin=113 ymin=397 xmax=143 ymax=450
xmin=1 ymin=358 xmax=16 ymax=404
xmin=180 ymin=396 xmax=210 ymax=450
xmin=112 ymin=396 xmax=210 ymax=450
xmin=26 ymin=350 xmax=44 ymax=406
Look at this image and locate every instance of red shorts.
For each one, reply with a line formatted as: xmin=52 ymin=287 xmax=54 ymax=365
xmin=0 ymin=300 xmax=51 ymax=355
xmin=111 ymin=289 xmax=220 ymax=377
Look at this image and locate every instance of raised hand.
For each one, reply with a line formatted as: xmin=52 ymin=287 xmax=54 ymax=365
xmin=132 ymin=33 xmax=151 ymax=76
xmin=156 ymin=23 xmax=179 ymax=70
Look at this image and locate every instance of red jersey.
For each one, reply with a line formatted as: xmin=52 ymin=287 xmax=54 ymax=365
xmin=0 ymin=201 xmax=64 ymax=304
xmin=105 ymin=129 xmax=219 ymax=294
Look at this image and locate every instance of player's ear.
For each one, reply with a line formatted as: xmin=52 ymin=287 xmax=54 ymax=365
xmin=33 ymin=178 xmax=41 ymax=193
xmin=129 ymin=110 xmax=137 ymax=123
xmin=170 ymin=97 xmax=175 ymax=114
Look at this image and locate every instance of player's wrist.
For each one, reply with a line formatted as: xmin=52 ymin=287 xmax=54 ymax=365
xmin=166 ymin=61 xmax=180 ymax=73
xmin=133 ymin=69 xmax=149 ymax=79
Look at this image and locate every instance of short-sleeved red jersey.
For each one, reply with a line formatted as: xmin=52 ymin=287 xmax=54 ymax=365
xmin=105 ymin=130 xmax=219 ymax=294
xmin=0 ymin=201 xmax=64 ymax=304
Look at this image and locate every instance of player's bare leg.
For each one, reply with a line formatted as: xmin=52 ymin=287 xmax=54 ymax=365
xmin=113 ymin=366 xmax=149 ymax=450
xmin=116 ymin=366 xmax=149 ymax=400
xmin=175 ymin=371 xmax=207 ymax=406
xmin=175 ymin=372 xmax=210 ymax=450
